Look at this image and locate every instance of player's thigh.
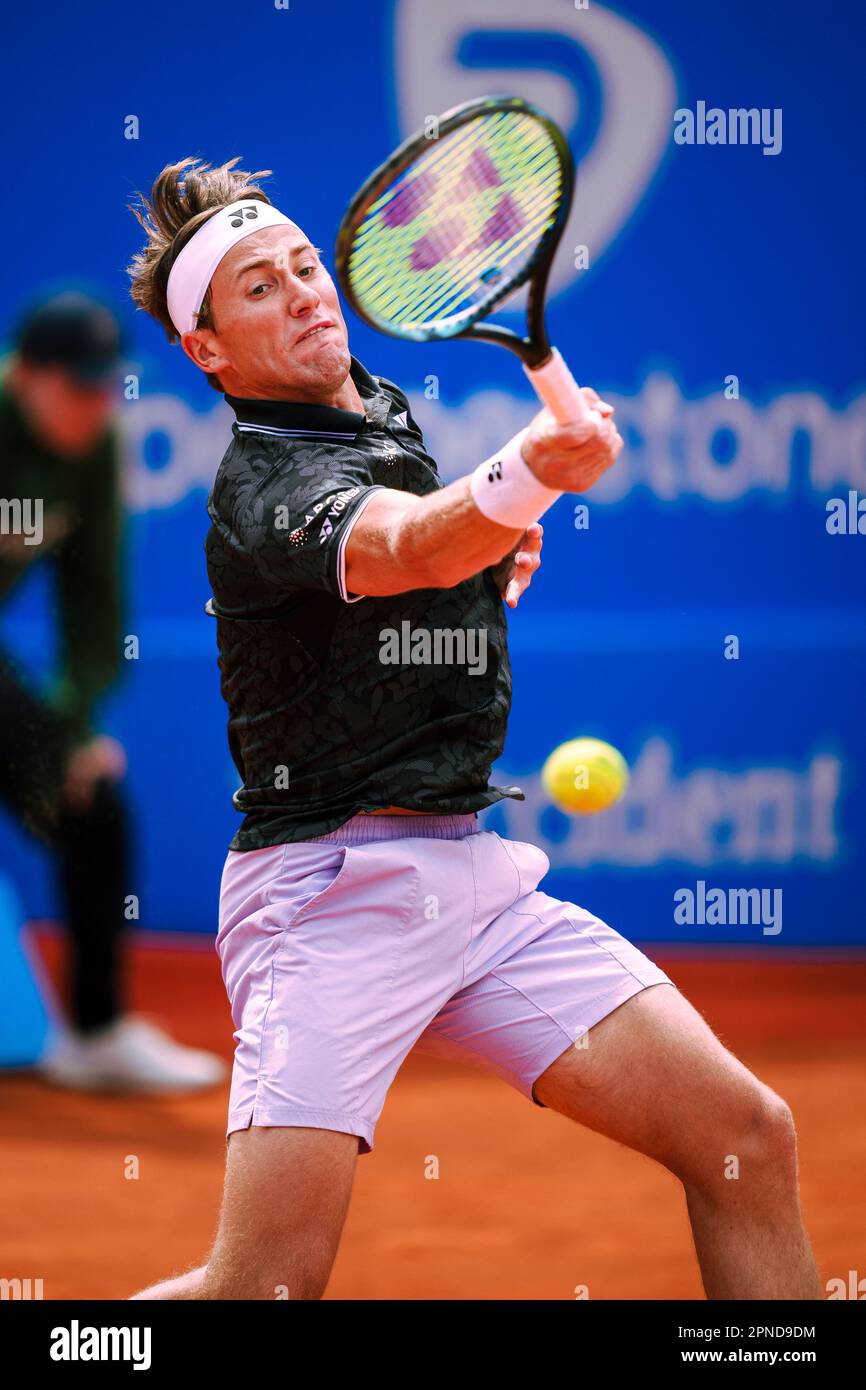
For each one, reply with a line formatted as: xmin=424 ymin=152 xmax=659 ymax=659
xmin=533 ymin=983 xmax=789 ymax=1187
xmin=206 ymin=1125 xmax=360 ymax=1299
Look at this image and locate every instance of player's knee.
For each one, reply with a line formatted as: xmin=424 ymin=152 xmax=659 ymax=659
xmin=727 ymin=1089 xmax=798 ymax=1200
xmin=735 ymin=1082 xmax=795 ymax=1156
xmin=678 ymin=1080 xmax=797 ymax=1195
xmin=748 ymin=1089 xmax=798 ymax=1176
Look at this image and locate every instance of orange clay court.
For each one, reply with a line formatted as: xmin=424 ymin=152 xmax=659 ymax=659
xmin=2 ymin=925 xmax=863 ymax=1301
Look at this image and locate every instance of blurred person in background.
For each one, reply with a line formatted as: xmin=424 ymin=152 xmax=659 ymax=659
xmin=0 ymin=290 xmax=225 ymax=1092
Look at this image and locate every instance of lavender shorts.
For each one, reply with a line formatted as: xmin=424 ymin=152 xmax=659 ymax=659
xmin=216 ymin=814 xmax=674 ymax=1154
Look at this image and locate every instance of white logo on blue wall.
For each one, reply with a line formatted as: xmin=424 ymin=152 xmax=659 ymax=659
xmin=122 ymin=379 xmax=866 ymax=513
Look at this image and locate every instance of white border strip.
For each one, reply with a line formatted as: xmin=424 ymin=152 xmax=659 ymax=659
xmin=337 ymin=486 xmax=388 ymax=603
xmin=235 ymin=423 xmax=358 ymax=440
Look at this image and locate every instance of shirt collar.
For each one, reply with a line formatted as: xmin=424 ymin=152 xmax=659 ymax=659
xmin=225 ymin=357 xmax=384 ymax=439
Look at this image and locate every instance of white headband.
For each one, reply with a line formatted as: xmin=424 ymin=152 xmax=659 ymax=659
xmin=166 ymin=200 xmax=294 ymax=335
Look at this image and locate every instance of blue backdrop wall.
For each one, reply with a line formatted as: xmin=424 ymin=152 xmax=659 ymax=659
xmin=1 ymin=0 xmax=864 ymax=945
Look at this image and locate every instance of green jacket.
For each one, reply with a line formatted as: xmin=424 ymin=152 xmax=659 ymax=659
xmin=0 ymin=376 xmax=123 ymax=745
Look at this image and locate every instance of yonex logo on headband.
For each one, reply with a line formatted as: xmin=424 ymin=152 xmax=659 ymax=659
xmin=166 ymin=199 xmax=294 ymax=336
xmin=228 ymin=204 xmax=263 ymax=229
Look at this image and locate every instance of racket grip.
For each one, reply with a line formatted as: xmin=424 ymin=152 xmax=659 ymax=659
xmin=524 ymin=347 xmax=595 ymax=425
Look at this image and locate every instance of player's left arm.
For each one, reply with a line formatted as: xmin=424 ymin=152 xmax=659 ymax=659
xmin=489 ymin=522 xmax=543 ymax=609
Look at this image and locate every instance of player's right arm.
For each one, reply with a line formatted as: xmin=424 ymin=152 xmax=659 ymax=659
xmin=345 ymin=388 xmax=622 ymax=597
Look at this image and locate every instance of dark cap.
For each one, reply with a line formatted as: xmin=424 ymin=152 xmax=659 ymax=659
xmin=15 ymin=292 xmax=124 ymax=385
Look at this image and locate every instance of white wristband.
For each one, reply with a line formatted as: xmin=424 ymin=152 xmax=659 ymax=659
xmin=469 ymin=427 xmax=562 ymax=530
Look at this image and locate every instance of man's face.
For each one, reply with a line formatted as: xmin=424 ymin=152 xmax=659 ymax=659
xmin=13 ymin=363 xmax=115 ymax=457
xmin=187 ymin=223 xmax=353 ymax=400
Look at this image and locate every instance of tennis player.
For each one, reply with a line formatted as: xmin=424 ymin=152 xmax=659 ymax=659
xmin=127 ymin=159 xmax=819 ymax=1300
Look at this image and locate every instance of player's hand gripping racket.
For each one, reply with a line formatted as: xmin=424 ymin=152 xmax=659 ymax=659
xmin=335 ymin=95 xmax=595 ymax=426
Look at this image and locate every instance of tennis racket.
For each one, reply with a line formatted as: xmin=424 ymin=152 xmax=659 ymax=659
xmin=335 ymin=94 xmax=595 ymax=425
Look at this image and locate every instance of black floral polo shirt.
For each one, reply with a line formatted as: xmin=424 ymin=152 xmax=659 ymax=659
xmin=205 ymin=356 xmax=523 ymax=849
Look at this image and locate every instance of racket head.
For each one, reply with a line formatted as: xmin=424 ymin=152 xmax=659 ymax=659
xmin=335 ymin=95 xmax=574 ymax=353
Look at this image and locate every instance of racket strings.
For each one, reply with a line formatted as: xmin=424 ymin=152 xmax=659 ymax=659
xmin=352 ymin=179 xmax=558 ymax=327
xmin=353 ymin=184 xmax=551 ymax=327
xmin=351 ymin=114 xmax=521 ymax=267
xmin=347 ymin=111 xmax=563 ymax=331
xmin=387 ymin=196 xmax=554 ymax=328
xmin=395 ymin=166 xmax=561 ymax=325
xmin=354 ymin=143 xmax=559 ymax=323
xmin=352 ymin=121 xmax=559 ymax=317
xmin=358 ymin=110 xmax=520 ymax=236
xmin=363 ymin=118 xmax=485 ymax=222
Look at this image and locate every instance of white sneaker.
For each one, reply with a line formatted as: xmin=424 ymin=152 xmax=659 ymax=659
xmin=39 ymin=1016 xmax=228 ymax=1094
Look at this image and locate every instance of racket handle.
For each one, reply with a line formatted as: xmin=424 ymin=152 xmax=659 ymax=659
xmin=524 ymin=347 xmax=597 ymax=425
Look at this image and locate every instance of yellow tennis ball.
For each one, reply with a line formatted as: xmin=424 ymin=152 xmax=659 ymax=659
xmin=541 ymin=737 xmax=629 ymax=815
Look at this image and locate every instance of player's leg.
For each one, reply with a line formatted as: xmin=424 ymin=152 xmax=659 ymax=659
xmin=417 ymin=829 xmax=821 ymax=1299
xmin=532 ymin=983 xmax=821 ymax=1299
xmin=175 ymin=816 xmax=480 ymax=1302
xmin=131 ymin=1125 xmax=359 ymax=1299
